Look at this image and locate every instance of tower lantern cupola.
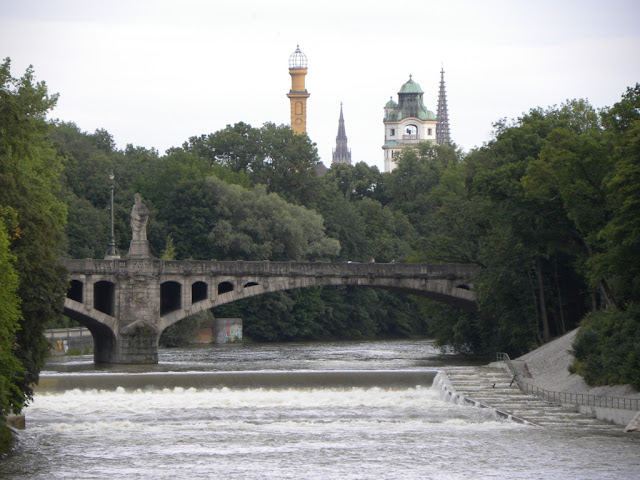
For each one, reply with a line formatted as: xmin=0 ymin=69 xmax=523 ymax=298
xmin=289 ymin=45 xmax=308 ymax=69
xmin=287 ymin=45 xmax=310 ymax=134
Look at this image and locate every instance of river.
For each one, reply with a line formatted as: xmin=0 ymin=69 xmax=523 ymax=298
xmin=1 ymin=339 xmax=639 ymax=479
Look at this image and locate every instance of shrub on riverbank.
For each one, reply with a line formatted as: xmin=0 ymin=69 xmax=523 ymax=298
xmin=570 ymin=304 xmax=640 ymax=390
xmin=0 ymin=423 xmax=13 ymax=455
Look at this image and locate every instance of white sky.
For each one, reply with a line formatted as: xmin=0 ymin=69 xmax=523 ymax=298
xmin=2 ymin=0 xmax=639 ymax=171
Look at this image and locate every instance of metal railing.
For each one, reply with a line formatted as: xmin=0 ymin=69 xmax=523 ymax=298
xmin=44 ymin=327 xmax=91 ymax=339
xmin=496 ymin=352 xmax=640 ymax=412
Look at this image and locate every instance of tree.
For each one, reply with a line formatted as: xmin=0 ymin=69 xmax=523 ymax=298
xmin=383 ymin=142 xmax=462 ymax=235
xmin=0 ymin=59 xmax=68 ymax=407
xmin=51 ymin=122 xmax=114 ymax=208
xmin=207 ymin=179 xmax=340 ymax=261
xmin=570 ymin=305 xmax=640 ymax=389
xmin=591 ymin=85 xmax=640 ymax=306
xmin=181 ymin=121 xmax=262 ymax=172
xmin=181 ymin=122 xmax=322 ymax=207
xmin=324 ymin=161 xmax=382 ymax=201
xmin=354 ymin=197 xmax=415 ymax=263
xmin=230 ymin=290 xmax=325 ymax=342
xmin=161 ymin=234 xmax=177 ymax=260
xmin=522 ymin=100 xmax=615 ymax=308
xmin=0 ymin=212 xmax=23 ymax=418
xmin=412 ymin=106 xmax=600 ymax=354
xmin=160 ymin=176 xmax=340 ymax=261
xmin=567 ymin=86 xmax=640 ymax=389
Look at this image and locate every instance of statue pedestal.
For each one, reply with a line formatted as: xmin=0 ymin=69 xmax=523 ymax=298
xmin=128 ymin=239 xmax=150 ymax=258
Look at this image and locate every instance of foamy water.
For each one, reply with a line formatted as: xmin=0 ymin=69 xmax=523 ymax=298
xmin=3 ymin=384 xmax=637 ymax=480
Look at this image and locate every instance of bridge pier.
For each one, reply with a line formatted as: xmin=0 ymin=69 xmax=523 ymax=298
xmin=65 ymin=306 xmax=160 ymax=364
xmin=116 ymin=321 xmax=159 ymax=364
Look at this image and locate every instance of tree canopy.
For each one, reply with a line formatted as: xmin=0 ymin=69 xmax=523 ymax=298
xmin=0 ymin=58 xmax=68 ymax=413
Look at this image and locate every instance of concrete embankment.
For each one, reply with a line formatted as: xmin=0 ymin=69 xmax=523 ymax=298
xmin=435 ymin=365 xmax=629 ymax=432
xmin=433 ymin=369 xmax=537 ymax=425
xmin=432 ymin=329 xmax=640 ymax=431
xmin=35 ymin=369 xmax=439 ymax=392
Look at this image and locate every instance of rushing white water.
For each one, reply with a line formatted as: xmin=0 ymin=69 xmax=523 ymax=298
xmin=2 ymin=340 xmax=639 ymax=479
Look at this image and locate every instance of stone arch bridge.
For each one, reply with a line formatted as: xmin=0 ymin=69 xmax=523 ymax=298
xmin=61 ymin=257 xmax=478 ymax=364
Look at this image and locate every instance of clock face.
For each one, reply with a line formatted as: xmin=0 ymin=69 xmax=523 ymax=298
xmin=295 ymin=118 xmax=303 ymax=124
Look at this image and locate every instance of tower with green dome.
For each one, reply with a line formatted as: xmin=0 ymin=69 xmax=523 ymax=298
xmin=382 ymin=74 xmax=444 ymax=172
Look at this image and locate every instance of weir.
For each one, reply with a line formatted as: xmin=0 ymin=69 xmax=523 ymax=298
xmin=35 ymin=370 xmax=439 ymax=392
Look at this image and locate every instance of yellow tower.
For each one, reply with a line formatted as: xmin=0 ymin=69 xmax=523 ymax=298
xmin=287 ymin=45 xmax=310 ymax=134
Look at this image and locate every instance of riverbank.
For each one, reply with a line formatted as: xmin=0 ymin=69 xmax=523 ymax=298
xmin=514 ymin=328 xmax=640 ymax=402
xmin=504 ymin=329 xmax=640 ymax=428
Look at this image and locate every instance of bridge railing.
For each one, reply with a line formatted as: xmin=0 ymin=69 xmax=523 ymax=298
xmin=61 ymin=258 xmax=480 ymax=279
xmin=496 ymin=352 xmax=640 ymax=412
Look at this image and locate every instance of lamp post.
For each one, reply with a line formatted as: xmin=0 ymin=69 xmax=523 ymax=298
xmin=105 ymin=169 xmax=119 ymax=258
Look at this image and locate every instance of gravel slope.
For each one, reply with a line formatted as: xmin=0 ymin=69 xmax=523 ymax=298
xmin=514 ymin=328 xmax=640 ymax=400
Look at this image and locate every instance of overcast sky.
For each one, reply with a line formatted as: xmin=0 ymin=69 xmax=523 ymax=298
xmin=2 ymin=0 xmax=639 ymax=171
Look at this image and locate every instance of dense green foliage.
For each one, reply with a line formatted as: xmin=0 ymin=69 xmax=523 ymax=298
xmin=564 ymin=86 xmax=640 ymax=388
xmin=0 ymin=422 xmax=13 ymax=455
xmin=570 ymin=305 xmax=640 ymax=389
xmin=0 ymin=214 xmax=23 ymax=418
xmin=0 ymin=59 xmax=68 ymax=416
xmin=159 ymin=177 xmax=339 ymax=261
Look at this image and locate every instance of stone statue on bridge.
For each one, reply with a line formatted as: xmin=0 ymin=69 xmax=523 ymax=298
xmin=127 ymin=193 xmax=151 ymax=258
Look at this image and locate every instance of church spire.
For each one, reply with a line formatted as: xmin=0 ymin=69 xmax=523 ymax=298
xmin=436 ymin=66 xmax=451 ymax=145
xmin=332 ymin=103 xmax=351 ymax=165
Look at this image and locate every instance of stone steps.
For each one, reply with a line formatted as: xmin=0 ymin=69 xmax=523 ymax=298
xmin=439 ymin=366 xmax=622 ymax=431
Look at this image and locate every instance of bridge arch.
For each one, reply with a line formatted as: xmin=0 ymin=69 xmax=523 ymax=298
xmin=68 ymin=279 xmax=83 ymax=303
xmin=62 ymin=298 xmax=119 ymax=363
xmin=94 ymin=280 xmax=116 ymax=316
xmin=218 ymin=281 xmax=234 ymax=295
xmin=157 ymin=272 xmax=477 ymax=333
xmin=160 ymin=281 xmax=182 ymax=315
xmin=192 ymin=281 xmax=208 ymax=303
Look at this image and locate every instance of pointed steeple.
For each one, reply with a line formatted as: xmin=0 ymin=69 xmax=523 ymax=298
xmin=332 ymin=103 xmax=352 ymax=165
xmin=436 ymin=67 xmax=451 ymax=145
